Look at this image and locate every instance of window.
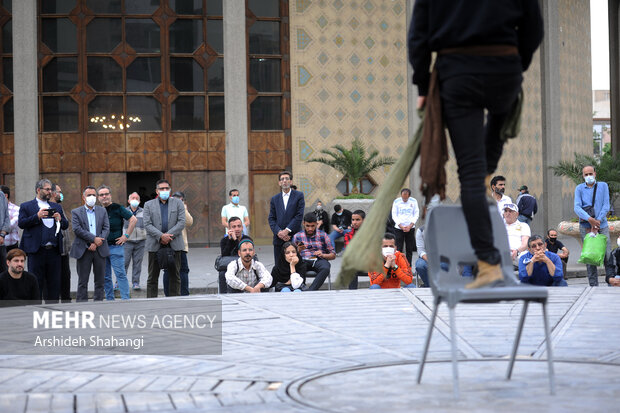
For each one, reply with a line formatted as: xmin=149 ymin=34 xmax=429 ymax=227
xmin=336 ymin=176 xmax=378 ymax=196
xmin=0 ymin=3 xmax=11 ymax=132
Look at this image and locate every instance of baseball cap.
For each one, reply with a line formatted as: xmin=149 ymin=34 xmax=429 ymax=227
xmin=503 ymin=203 xmax=519 ymax=213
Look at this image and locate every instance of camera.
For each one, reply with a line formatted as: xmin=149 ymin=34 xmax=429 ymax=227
xmin=46 ymin=208 xmax=57 ymax=217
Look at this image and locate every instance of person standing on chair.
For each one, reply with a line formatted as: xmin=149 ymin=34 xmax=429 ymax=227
xmin=268 ymin=171 xmax=305 ymax=263
xmin=409 ymin=0 xmax=543 ymax=288
xmin=392 ymin=188 xmax=419 ymax=265
xmin=574 ymin=165 xmax=615 ymax=286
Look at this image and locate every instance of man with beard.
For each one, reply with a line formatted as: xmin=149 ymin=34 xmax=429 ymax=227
xmin=491 ymin=175 xmax=512 ymax=215
xmin=268 ymin=171 xmax=305 ymax=263
xmin=225 ymin=239 xmax=272 ymax=293
xmin=18 ymin=179 xmax=69 ymax=303
xmin=292 ymin=213 xmax=336 ymax=290
xmin=0 ymin=248 xmax=41 ymax=305
xmin=344 ymin=210 xmax=366 ymax=290
xmin=545 ymin=229 xmax=569 ymax=279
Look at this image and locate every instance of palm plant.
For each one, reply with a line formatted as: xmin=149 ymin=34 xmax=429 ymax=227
xmin=550 ymin=151 xmax=620 ymax=206
xmin=308 ymin=139 xmax=396 ymax=194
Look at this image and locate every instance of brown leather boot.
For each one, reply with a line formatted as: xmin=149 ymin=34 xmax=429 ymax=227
xmin=465 ymin=260 xmax=504 ymax=289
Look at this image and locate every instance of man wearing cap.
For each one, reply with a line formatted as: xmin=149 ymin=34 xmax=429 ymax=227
xmin=225 ymin=239 xmax=272 ymax=293
xmin=516 ymin=185 xmax=537 ymax=225
xmin=503 ymin=203 xmax=530 ymax=264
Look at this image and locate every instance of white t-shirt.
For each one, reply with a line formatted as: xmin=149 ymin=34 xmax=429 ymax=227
xmin=221 ymin=203 xmax=249 ymax=234
xmin=505 ymin=220 xmax=531 ymax=251
xmin=497 ymin=194 xmax=513 ymax=215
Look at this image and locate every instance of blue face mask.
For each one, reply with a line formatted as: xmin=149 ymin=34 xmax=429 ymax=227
xmin=59 ymin=193 xmax=64 ymax=202
xmin=232 ymin=196 xmax=240 ymax=204
xmin=159 ymin=191 xmax=170 ymax=201
xmin=584 ymin=175 xmax=596 ymax=185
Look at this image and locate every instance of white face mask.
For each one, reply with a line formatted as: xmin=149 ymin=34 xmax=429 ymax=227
xmin=382 ymin=247 xmax=395 ymax=257
xmin=85 ymin=195 xmax=96 ymax=207
xmin=129 ymin=199 xmax=140 ymax=208
xmin=584 ymin=175 xmax=596 ymax=185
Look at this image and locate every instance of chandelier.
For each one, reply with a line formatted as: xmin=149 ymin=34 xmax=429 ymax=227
xmin=89 ymin=114 xmax=142 ymax=130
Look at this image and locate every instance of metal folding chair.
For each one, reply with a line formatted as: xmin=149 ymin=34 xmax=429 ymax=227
xmin=416 ymin=205 xmax=555 ymax=398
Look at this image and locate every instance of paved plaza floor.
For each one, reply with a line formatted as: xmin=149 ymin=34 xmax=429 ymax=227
xmin=0 ymin=286 xmax=618 ymax=412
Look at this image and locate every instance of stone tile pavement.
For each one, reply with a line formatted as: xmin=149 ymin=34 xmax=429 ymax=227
xmin=0 ymin=286 xmax=618 ymax=412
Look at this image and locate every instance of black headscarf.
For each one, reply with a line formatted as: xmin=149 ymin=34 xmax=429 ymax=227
xmin=272 ymin=241 xmax=307 ymax=284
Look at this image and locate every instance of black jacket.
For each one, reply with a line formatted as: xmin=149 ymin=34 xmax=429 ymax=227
xmin=408 ymin=0 xmax=544 ymax=96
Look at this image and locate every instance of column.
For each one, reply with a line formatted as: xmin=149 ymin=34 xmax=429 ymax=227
xmin=540 ymin=0 xmax=564 ymax=233
xmin=12 ymin=0 xmax=39 ymax=204
xmin=609 ymin=0 xmax=620 ymax=155
xmin=223 ymin=0 xmax=249 ymax=203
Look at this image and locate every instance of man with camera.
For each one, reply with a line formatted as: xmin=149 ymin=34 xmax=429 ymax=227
xmin=574 ymin=165 xmax=614 ymax=286
xmin=17 ymin=179 xmax=69 ymax=303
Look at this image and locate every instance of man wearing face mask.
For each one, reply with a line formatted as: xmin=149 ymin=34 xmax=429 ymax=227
xmin=221 ymin=189 xmax=250 ymax=236
xmin=368 ymin=233 xmax=415 ymax=289
xmin=329 ymin=204 xmax=352 ymax=250
xmin=143 ymin=179 xmax=186 ymax=297
xmin=124 ymin=192 xmax=147 ymax=290
xmin=70 ymin=186 xmax=110 ymax=301
xmin=574 ymin=165 xmax=614 ymax=286
xmin=314 ymin=200 xmax=330 ymax=233
xmin=51 ymin=183 xmax=72 ymax=302
xmin=490 ymin=175 xmax=512 ymax=215
xmin=18 ymin=179 xmax=69 ymax=303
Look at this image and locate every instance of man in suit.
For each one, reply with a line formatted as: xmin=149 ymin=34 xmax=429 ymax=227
xmin=70 ymin=186 xmax=110 ymax=302
xmin=143 ymin=179 xmax=186 ymax=298
xmin=18 ymin=178 xmax=69 ymax=303
xmin=268 ymin=171 xmax=305 ymax=263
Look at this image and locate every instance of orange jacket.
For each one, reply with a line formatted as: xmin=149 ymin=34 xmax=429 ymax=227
xmin=368 ymin=251 xmax=413 ymax=288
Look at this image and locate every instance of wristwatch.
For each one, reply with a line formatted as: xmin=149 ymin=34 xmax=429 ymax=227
xmin=124 ymin=233 xmax=130 ymax=238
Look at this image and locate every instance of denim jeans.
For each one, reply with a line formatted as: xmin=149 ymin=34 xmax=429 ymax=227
xmin=414 ymin=258 xmax=429 ymax=287
xmin=517 ymin=215 xmax=532 ymax=225
xmin=281 ymin=287 xmax=302 ymax=292
xmin=164 ymin=251 xmax=189 ymax=296
xmin=328 ymin=229 xmax=351 ymax=251
xmin=105 ymin=245 xmax=130 ymax=300
xmin=579 ymin=224 xmax=615 ymax=286
xmin=369 ymin=283 xmax=415 ymax=289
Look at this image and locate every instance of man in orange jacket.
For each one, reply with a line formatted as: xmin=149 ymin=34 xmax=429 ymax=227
xmin=368 ymin=233 xmax=415 ymax=289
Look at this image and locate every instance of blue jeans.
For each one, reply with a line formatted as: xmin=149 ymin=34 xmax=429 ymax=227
xmin=105 ymin=245 xmax=130 ymax=300
xmin=164 ymin=251 xmax=189 ymax=296
xmin=414 ymin=258 xmax=429 ymax=287
xmin=328 ymin=229 xmax=351 ymax=250
xmin=579 ymin=224 xmax=615 ymax=286
xmin=281 ymin=287 xmax=302 ymax=292
xmin=370 ymin=283 xmax=416 ymax=289
xmin=517 ymin=214 xmax=532 ymax=225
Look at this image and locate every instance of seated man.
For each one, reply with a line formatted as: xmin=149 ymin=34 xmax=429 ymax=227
xmin=218 ymin=217 xmax=252 ymax=293
xmin=329 ymin=204 xmax=352 ymax=251
xmin=518 ymin=235 xmax=567 ymax=286
xmin=0 ymin=248 xmax=41 ymax=306
xmin=414 ymin=225 xmax=430 ymax=287
xmin=344 ymin=209 xmax=366 ymax=290
xmin=504 ymin=203 xmax=530 ymax=265
xmin=225 ymin=239 xmax=272 ymax=293
xmin=292 ymin=213 xmax=336 ymax=290
xmin=368 ymin=233 xmax=415 ymax=289
xmin=545 ymin=229 xmax=569 ymax=279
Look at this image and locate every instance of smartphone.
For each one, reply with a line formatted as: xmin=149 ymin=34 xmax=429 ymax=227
xmin=46 ymin=208 xmax=57 ymax=217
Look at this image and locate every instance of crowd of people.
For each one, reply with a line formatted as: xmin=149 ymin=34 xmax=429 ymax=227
xmin=0 ymin=165 xmax=618 ymax=304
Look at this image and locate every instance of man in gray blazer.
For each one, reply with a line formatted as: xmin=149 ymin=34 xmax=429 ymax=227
xmin=70 ymin=186 xmax=110 ymax=302
xmin=143 ymin=179 xmax=186 ymax=298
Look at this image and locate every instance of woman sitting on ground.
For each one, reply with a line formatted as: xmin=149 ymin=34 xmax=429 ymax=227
xmin=271 ymin=242 xmax=307 ymax=292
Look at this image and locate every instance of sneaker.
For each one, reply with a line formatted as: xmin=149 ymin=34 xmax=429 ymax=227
xmin=132 ymin=282 xmax=140 ymax=290
xmin=114 ymin=282 xmax=119 ymax=291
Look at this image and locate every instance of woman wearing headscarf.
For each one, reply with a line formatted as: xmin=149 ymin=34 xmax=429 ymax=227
xmin=271 ymin=241 xmax=307 ymax=292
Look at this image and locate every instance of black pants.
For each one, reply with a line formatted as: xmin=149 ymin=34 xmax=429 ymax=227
xmin=440 ymin=72 xmax=522 ymax=264
xmin=147 ymin=250 xmax=181 ymax=298
xmin=394 ymin=228 xmax=416 ymax=266
xmin=28 ymin=247 xmax=61 ymax=303
xmin=0 ymin=245 xmax=5 ymax=273
xmin=60 ymin=254 xmax=71 ymax=302
xmin=76 ymin=250 xmax=106 ymax=302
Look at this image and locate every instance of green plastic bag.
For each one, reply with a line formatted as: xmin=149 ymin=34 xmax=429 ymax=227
xmin=578 ymin=233 xmax=607 ymax=266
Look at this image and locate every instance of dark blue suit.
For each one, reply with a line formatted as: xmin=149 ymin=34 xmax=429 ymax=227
xmin=268 ymin=189 xmax=305 ymax=263
xmin=18 ymin=198 xmax=69 ymax=302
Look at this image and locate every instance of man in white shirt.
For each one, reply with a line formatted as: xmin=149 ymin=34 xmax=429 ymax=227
xmin=225 ymin=239 xmax=272 ymax=293
xmin=503 ymin=203 xmax=530 ymax=265
xmin=221 ymin=189 xmax=250 ymax=235
xmin=391 ymin=188 xmax=420 ymax=265
xmin=491 ymin=175 xmax=512 ymax=215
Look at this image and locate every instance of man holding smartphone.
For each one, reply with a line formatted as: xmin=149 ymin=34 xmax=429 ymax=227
xmin=17 ymin=179 xmax=68 ymax=303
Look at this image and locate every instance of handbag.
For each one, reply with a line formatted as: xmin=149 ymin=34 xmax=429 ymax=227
xmin=578 ymin=233 xmax=607 ymax=266
xmin=156 ymin=245 xmax=176 ymax=270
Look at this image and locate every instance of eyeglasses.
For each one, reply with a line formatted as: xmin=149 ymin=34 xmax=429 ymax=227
xmin=98 ymin=192 xmax=111 ymax=197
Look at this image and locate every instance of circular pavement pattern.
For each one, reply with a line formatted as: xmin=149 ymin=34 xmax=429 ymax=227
xmin=287 ymin=359 xmax=620 ymax=413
